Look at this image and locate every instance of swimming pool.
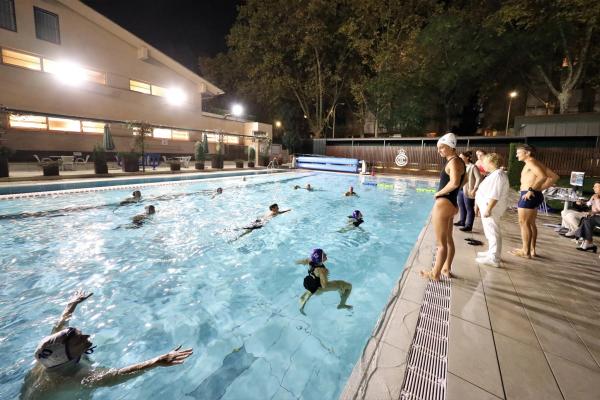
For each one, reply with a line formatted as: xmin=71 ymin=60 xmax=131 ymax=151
xmin=0 ymin=172 xmax=434 ymax=400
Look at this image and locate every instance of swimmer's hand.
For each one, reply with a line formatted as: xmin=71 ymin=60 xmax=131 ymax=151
xmin=295 ymin=258 xmax=310 ymax=265
xmin=69 ymin=289 xmax=93 ymax=306
xmin=154 ymin=345 xmax=193 ymax=366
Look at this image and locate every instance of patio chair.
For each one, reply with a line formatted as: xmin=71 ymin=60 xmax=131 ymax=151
xmin=75 ymin=155 xmax=89 ymax=166
xmin=60 ymin=156 xmax=75 ymax=171
xmin=33 ymin=154 xmax=51 ymax=165
xmin=115 ymin=154 xmax=122 ymax=167
xmin=162 ymin=156 xmax=169 ymax=163
xmin=182 ymin=156 xmax=191 ymax=168
xmin=147 ymin=153 xmax=161 ymax=170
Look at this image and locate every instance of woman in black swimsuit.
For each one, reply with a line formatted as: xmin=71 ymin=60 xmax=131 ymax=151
xmin=421 ymin=133 xmax=465 ymax=281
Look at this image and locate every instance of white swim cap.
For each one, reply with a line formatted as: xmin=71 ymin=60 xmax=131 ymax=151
xmin=34 ymin=328 xmax=76 ymax=368
xmin=437 ymin=132 xmax=457 ymax=149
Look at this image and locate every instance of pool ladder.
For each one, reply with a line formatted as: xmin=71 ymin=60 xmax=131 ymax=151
xmin=266 ymin=159 xmax=279 ymax=172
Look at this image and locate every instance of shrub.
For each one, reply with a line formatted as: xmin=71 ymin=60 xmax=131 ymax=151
xmin=507 ymin=143 xmax=523 ymax=188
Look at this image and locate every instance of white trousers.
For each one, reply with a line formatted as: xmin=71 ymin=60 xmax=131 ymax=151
xmin=561 ymin=209 xmax=586 ymax=232
xmin=481 ymin=215 xmax=502 ymax=262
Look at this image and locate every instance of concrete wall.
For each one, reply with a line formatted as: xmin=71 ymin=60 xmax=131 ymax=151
xmin=514 ymin=113 xmax=600 ymax=137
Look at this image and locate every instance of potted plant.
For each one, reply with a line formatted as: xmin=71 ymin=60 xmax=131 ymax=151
xmin=92 ymin=144 xmax=108 ymax=174
xmin=247 ymin=147 xmax=255 ymax=168
xmin=0 ymin=145 xmax=12 ymax=178
xmin=194 ymin=140 xmax=205 ymax=170
xmin=41 ymin=160 xmax=60 ymax=176
xmin=119 ymin=151 xmax=140 ymax=172
xmin=235 ymin=159 xmax=244 ymax=168
xmin=169 ymin=159 xmax=181 ymax=171
xmin=212 ymin=142 xmax=224 ymax=169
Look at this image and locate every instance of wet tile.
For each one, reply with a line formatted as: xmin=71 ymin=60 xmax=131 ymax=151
xmin=546 ymin=353 xmax=600 ymax=400
xmin=451 ymin=284 xmax=490 ymax=329
xmin=486 ymin=295 xmax=540 ymax=348
xmin=494 ymin=332 xmax=562 ymax=400
xmin=380 ymin=299 xmax=421 ymax=352
xmin=446 ymin=373 xmax=503 ymax=400
xmin=448 ymin=316 xmax=503 ymax=398
xmin=400 ymin=271 xmax=428 ymax=304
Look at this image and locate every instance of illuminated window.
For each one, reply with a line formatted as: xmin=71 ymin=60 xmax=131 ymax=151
xmin=153 ymin=128 xmax=171 ymax=139
xmin=82 ymin=121 xmax=105 ymax=134
xmin=1 ymin=48 xmax=42 ymax=70
xmin=225 ymin=135 xmax=241 ymax=144
xmin=151 ymin=84 xmax=166 ymax=97
xmin=9 ymin=114 xmax=47 ymax=129
xmin=130 ymin=79 xmax=151 ymax=94
xmin=43 ymin=59 xmax=105 ymax=85
xmin=34 ymin=7 xmax=60 ymax=44
xmin=48 ymin=117 xmax=81 ymax=132
xmin=171 ymin=130 xmax=189 ymax=140
xmin=0 ymin=0 xmax=17 ymax=32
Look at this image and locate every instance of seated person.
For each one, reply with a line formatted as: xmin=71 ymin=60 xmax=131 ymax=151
xmin=345 ymin=186 xmax=358 ymax=197
xmin=20 ymin=290 xmax=192 ymax=400
xmin=339 ymin=210 xmax=364 ymax=232
xmin=561 ymin=201 xmax=593 ymax=237
xmin=132 ymin=205 xmax=155 ymax=226
xmin=120 ymin=190 xmax=142 ymax=205
xmin=296 ymin=249 xmax=352 ymax=314
xmin=574 ymin=182 xmax=600 ymax=252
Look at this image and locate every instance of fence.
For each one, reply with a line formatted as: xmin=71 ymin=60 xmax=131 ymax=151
xmin=323 ymin=136 xmax=600 ymax=177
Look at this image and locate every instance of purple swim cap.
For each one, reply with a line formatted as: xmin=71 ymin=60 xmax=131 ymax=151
xmin=353 ymin=210 xmax=362 ymax=220
xmin=310 ymin=248 xmax=326 ymax=264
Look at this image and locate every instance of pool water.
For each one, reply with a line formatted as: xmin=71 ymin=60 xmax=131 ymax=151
xmin=0 ymin=172 xmax=434 ymax=400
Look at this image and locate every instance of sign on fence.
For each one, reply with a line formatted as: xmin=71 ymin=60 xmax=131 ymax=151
xmin=395 ymin=149 xmax=408 ymax=167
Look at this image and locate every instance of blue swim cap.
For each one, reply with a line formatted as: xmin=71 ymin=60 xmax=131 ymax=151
xmin=310 ymin=248 xmax=326 ymax=264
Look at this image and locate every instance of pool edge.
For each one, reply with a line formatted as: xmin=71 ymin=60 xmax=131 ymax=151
xmin=339 ymin=211 xmax=435 ymax=400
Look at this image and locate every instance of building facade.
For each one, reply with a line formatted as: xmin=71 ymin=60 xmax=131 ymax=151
xmin=0 ymin=0 xmax=271 ymax=159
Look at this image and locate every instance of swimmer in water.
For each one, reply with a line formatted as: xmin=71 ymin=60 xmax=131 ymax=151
xmin=211 ymin=187 xmax=223 ymax=199
xmin=338 ymin=210 xmax=364 ymax=232
xmin=131 ymin=205 xmax=155 ymax=227
xmin=297 ymin=249 xmax=352 ymax=314
xmin=234 ymin=203 xmax=291 ymax=239
xmin=20 ymin=290 xmax=193 ymax=400
xmin=345 ymin=186 xmax=358 ymax=197
xmin=120 ymin=190 xmax=142 ymax=205
xmin=293 ymin=184 xmax=313 ymax=191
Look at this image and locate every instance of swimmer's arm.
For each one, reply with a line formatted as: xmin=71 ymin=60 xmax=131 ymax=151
xmin=83 ymin=346 xmax=192 ymax=387
xmin=278 ymin=209 xmax=291 ymax=214
xmin=295 ymin=258 xmax=311 ymax=265
xmin=436 ymin=159 xmax=463 ymax=197
xmin=541 ymin=167 xmax=559 ymax=190
xmin=52 ymin=290 xmax=93 ymax=334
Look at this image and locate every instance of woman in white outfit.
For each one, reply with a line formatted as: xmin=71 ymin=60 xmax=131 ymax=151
xmin=474 ymin=153 xmax=510 ymax=267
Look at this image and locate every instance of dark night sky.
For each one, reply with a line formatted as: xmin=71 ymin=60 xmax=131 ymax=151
xmin=82 ymin=0 xmax=242 ymax=72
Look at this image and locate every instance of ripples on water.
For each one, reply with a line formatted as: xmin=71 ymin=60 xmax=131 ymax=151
xmin=0 ymin=172 xmax=434 ymax=400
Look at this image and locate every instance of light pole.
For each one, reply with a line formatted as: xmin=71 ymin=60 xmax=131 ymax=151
xmin=332 ymin=102 xmax=345 ymax=138
xmin=505 ymin=91 xmax=518 ymax=136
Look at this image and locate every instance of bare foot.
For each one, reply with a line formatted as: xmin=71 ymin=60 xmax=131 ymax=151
xmin=509 ymin=249 xmax=531 ymax=259
xmin=420 ymin=269 xmax=440 ymax=281
xmin=531 ymin=249 xmax=537 ymax=257
xmin=441 ymin=269 xmax=453 ymax=278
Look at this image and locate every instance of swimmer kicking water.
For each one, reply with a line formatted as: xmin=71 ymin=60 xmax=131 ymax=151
xmin=297 ymin=249 xmax=352 ymax=315
xmin=20 ymin=290 xmax=192 ymax=400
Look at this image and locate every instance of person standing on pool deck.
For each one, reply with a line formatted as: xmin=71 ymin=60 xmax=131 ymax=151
xmin=20 ymin=290 xmax=192 ymax=400
xmin=510 ymin=144 xmax=558 ymax=259
xmin=297 ymin=249 xmax=352 ymax=314
xmin=421 ymin=133 xmax=465 ymax=281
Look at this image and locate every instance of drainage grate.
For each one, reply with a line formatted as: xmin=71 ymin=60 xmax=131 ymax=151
xmin=400 ymin=255 xmax=451 ymax=400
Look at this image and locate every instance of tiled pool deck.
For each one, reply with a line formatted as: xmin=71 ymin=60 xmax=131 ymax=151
xmin=342 ymin=196 xmax=600 ymax=400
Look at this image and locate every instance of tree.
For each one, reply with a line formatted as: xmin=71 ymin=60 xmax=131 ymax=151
xmin=282 ymin=130 xmax=301 ymax=154
xmin=495 ymin=0 xmax=600 ymax=113
xmin=224 ymin=0 xmax=360 ymax=138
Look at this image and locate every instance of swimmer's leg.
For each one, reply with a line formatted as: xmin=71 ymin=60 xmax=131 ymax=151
xmin=323 ymin=280 xmax=353 ymax=309
xmin=299 ymin=291 xmax=313 ymax=315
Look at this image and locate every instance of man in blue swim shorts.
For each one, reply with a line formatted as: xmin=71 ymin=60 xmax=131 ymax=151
xmin=511 ymin=145 xmax=558 ymax=259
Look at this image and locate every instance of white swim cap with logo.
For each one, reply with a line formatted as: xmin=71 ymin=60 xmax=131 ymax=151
xmin=34 ymin=328 xmax=75 ymax=368
xmin=437 ymin=132 xmax=457 ymax=149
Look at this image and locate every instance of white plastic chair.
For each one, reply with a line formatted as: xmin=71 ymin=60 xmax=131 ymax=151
xmin=182 ymin=156 xmax=191 ymax=168
xmin=60 ymin=156 xmax=75 ymax=171
xmin=75 ymin=155 xmax=89 ymax=165
xmin=33 ymin=154 xmax=51 ymax=165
